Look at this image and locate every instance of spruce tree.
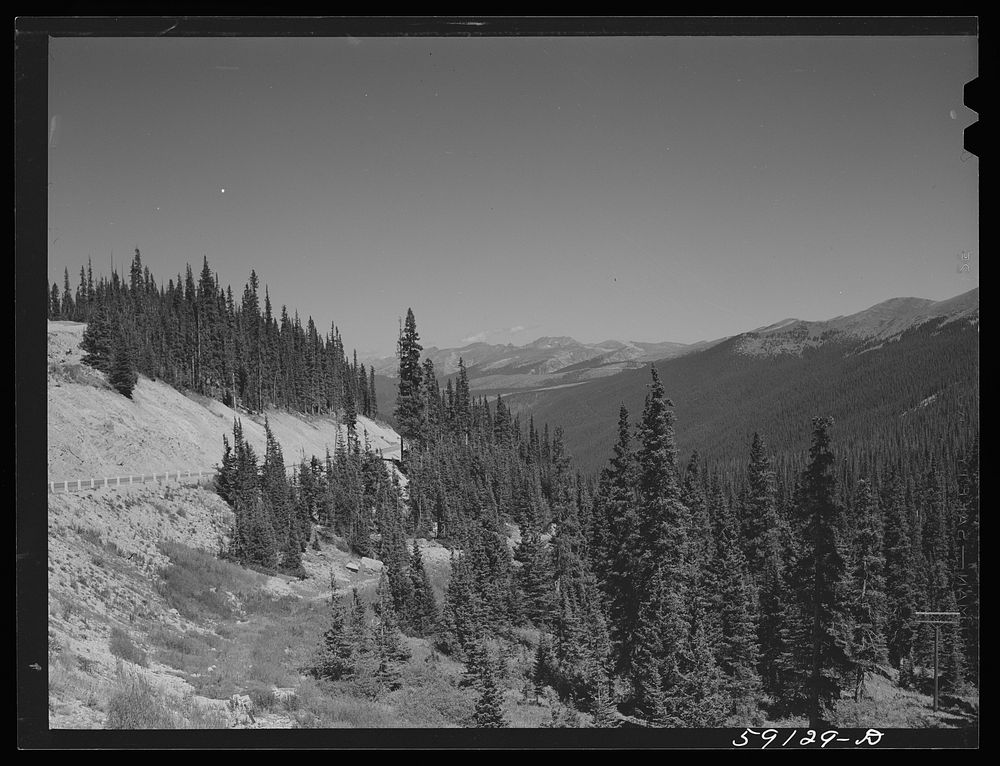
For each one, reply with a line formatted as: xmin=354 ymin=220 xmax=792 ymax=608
xmin=630 ymin=365 xmax=691 ymax=720
xmin=49 ymin=282 xmax=61 ymax=320
xmin=882 ymin=471 xmax=918 ymax=671
xmin=373 ymin=570 xmax=410 ymax=693
xmin=789 ymin=417 xmax=851 ymax=727
xmin=406 ymin=539 xmax=439 ymax=636
xmin=81 ymin=301 xmax=116 ymax=372
xmin=602 ymin=405 xmax=641 ymax=676
xmin=313 ymin=594 xmax=356 ymax=680
xmin=472 ymin=646 xmax=508 ymax=728
xmin=261 ymin=418 xmax=299 ymax=573
xmin=742 ymin=432 xmax=778 ymax=579
xmin=712 ymin=488 xmax=762 ymax=720
xmin=513 ymin=516 xmax=554 ymax=629
xmin=215 ymin=434 xmax=237 ymax=506
xmin=61 ymin=268 xmax=74 ymax=320
xmin=109 ymin=335 xmax=138 ymax=399
xmin=394 ymin=308 xmax=424 ymax=453
xmin=437 ymin=551 xmax=483 ymax=658
xmin=673 ymin=603 xmax=728 ymax=726
xmin=847 ymin=478 xmax=887 ymax=701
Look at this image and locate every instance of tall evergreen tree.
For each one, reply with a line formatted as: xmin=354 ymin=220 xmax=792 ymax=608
xmin=882 ymin=471 xmax=918 ymax=672
xmin=712 ymin=487 xmax=762 ymax=720
xmin=108 ymin=334 xmax=138 ymax=399
xmin=846 ymin=478 xmax=887 ymax=701
xmin=601 ymin=405 xmax=641 ymax=676
xmin=80 ymin=300 xmax=117 ymax=372
xmin=472 ymin=646 xmax=508 ymax=728
xmin=787 ymin=417 xmax=851 ymax=727
xmin=372 ymin=570 xmax=410 ymax=693
xmin=394 ymin=308 xmax=424 ymax=453
xmin=742 ymin=432 xmax=777 ymax=578
xmin=630 ymin=365 xmax=691 ymax=721
xmin=406 ymin=540 xmax=439 ymax=636
xmin=312 ymin=594 xmax=356 ymax=680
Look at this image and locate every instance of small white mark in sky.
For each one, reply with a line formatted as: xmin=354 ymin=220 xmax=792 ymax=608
xmin=155 ymin=207 xmax=160 ymax=211
xmin=950 ymin=109 xmax=957 ymax=120
xmin=220 ymin=188 xmax=225 ymax=194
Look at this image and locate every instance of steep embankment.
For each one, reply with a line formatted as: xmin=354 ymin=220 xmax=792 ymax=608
xmin=48 ymin=321 xmax=400 ymax=481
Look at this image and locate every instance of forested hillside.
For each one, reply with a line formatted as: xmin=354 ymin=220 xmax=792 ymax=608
xmin=48 ymin=250 xmax=379 ymax=420
xmin=48 ymin=257 xmax=978 ymax=730
xmin=508 ymin=301 xmax=979 ymax=482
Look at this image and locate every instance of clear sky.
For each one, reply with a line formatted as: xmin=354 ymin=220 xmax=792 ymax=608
xmin=48 ymin=35 xmax=978 ymax=357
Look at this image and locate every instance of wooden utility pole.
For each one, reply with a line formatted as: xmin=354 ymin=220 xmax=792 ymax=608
xmin=914 ymin=611 xmax=960 ymax=712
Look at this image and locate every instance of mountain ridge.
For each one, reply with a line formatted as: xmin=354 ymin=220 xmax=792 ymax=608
xmin=367 ymin=288 xmax=978 ymax=397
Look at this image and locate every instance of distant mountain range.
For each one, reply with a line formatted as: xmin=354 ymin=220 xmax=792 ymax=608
xmin=370 ymin=288 xmax=979 ymax=398
xmin=505 ymin=287 xmax=980 ymax=472
xmin=372 ymin=287 xmax=979 ymax=474
xmin=367 ymin=335 xmax=711 ymax=393
xmin=734 ymin=289 xmax=980 ymax=357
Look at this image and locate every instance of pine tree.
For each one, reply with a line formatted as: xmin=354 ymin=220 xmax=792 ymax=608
xmin=847 ymin=478 xmax=887 ymax=701
xmin=243 ymin=491 xmax=279 ymax=571
xmin=601 ymin=405 xmax=642 ymax=677
xmin=630 ymin=366 xmax=691 ymax=719
xmin=957 ymin=439 xmax=979 ymax=686
xmin=108 ymin=335 xmax=138 ymax=399
xmin=406 ymin=539 xmax=439 ymax=636
xmin=313 ymin=594 xmax=356 ymax=680
xmin=758 ymin=503 xmax=794 ymax=702
xmin=394 ymin=308 xmax=424 ymax=454
xmin=712 ymin=488 xmax=762 ymax=720
xmin=742 ymin=432 xmax=778 ymax=579
xmin=788 ymin=417 xmax=851 ymax=727
xmin=61 ymin=268 xmax=74 ymax=320
xmin=437 ymin=551 xmax=483 ymax=658
xmin=672 ymin=603 xmax=728 ymax=726
xmin=513 ymin=516 xmax=554 ymax=629
xmin=472 ymin=646 xmax=508 ymax=728
xmin=49 ymin=282 xmax=61 ymax=320
xmin=373 ymin=570 xmax=410 ymax=693
xmin=882 ymin=471 xmax=918 ymax=671
xmin=261 ymin=418 xmax=299 ymax=574
xmin=80 ymin=300 xmax=116 ymax=372
xmin=215 ymin=434 xmax=237 ymax=506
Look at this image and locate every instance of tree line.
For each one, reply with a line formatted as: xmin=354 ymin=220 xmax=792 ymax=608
xmin=52 ymin=250 xmax=377 ymax=419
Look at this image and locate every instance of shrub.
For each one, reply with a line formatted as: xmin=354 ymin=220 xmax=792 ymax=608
xmin=106 ymin=670 xmax=177 ymax=729
xmin=246 ymin=682 xmax=277 ymax=712
xmin=109 ymin=627 xmax=148 ymax=667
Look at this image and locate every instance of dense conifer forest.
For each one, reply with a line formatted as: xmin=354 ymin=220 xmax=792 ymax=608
xmin=49 ymin=250 xmax=378 ymax=420
xmin=55 ymin=257 xmax=978 ymax=727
